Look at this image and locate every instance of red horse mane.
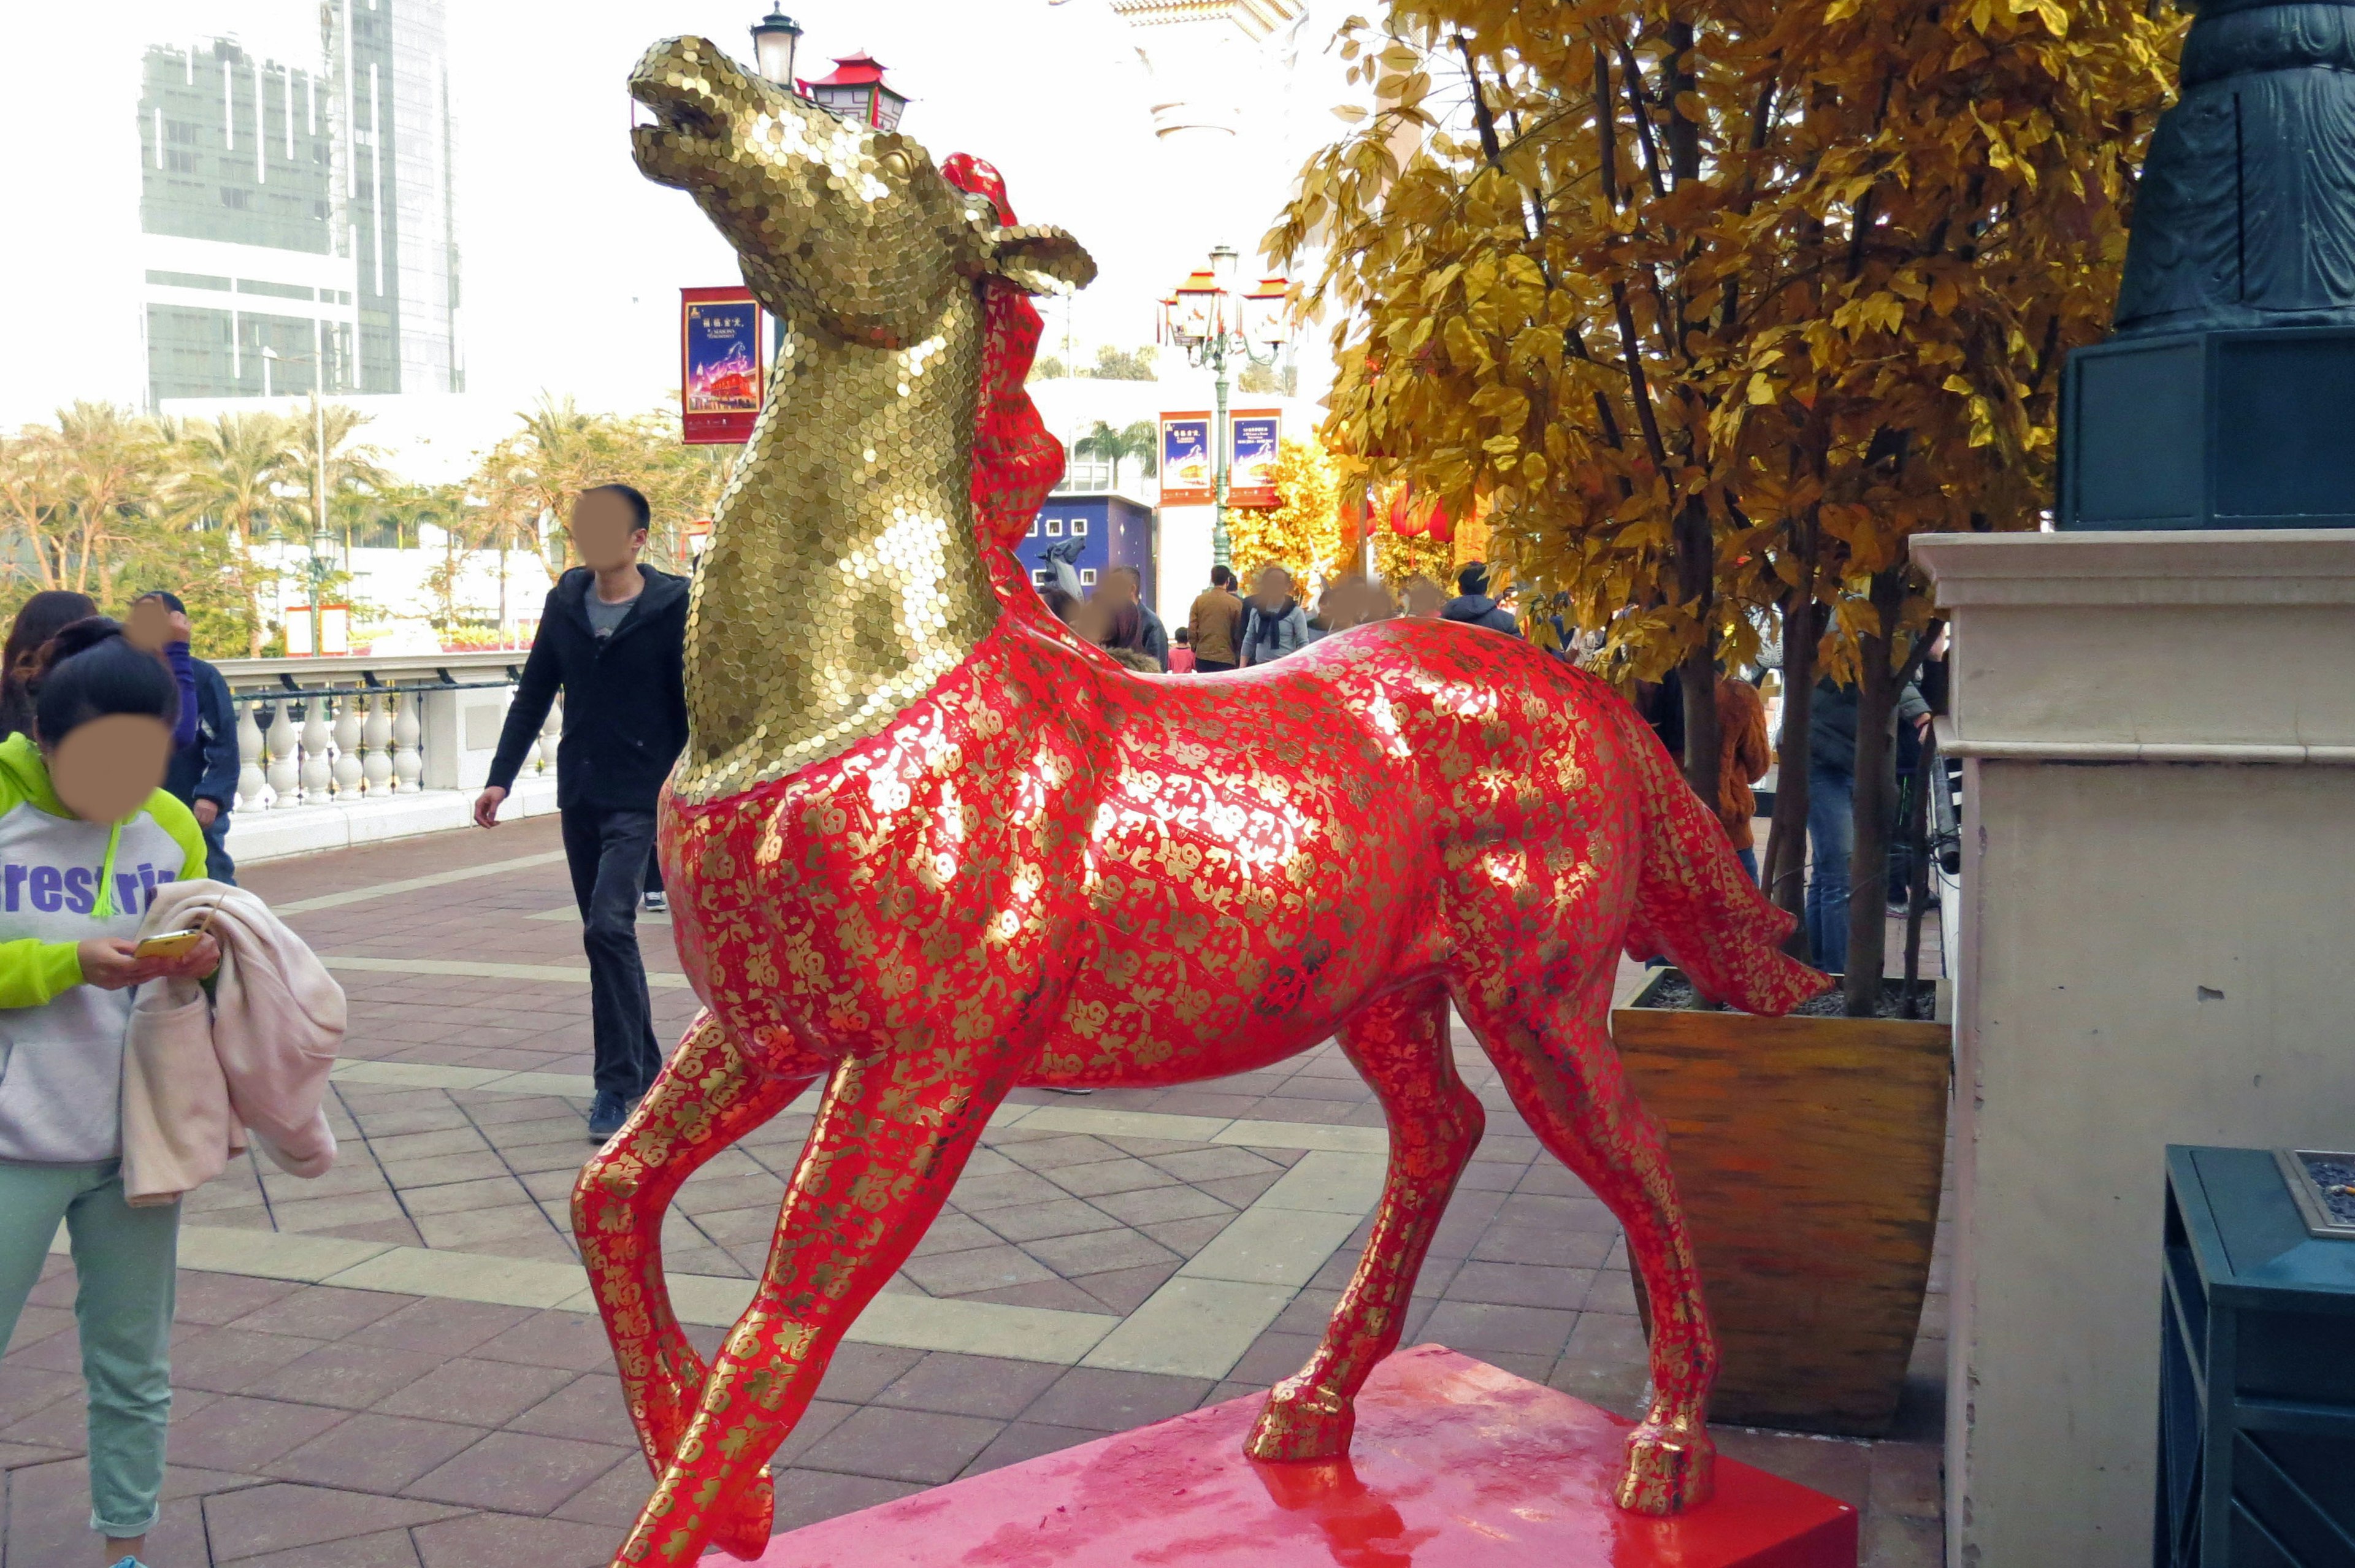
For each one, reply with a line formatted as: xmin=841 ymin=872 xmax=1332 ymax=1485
xmin=940 ymin=153 xmax=1107 ymax=656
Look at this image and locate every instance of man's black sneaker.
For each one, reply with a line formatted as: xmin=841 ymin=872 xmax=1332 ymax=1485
xmin=588 ymin=1090 xmax=627 ymax=1140
xmin=644 ymin=890 xmax=668 ymax=914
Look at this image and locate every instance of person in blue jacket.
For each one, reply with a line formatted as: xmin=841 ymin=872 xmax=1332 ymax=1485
xmin=133 ymin=593 xmax=241 ymax=885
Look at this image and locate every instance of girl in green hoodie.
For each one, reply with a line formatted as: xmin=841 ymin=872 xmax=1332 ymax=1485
xmin=0 ymin=621 xmax=218 ymax=1568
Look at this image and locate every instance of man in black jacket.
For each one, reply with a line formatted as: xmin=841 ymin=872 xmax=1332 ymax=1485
xmin=475 ymin=484 xmax=690 ymax=1138
xmin=1441 ymin=563 xmax=1520 ymax=635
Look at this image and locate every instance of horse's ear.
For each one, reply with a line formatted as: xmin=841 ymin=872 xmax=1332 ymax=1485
xmin=986 ymin=225 xmax=1097 ymax=295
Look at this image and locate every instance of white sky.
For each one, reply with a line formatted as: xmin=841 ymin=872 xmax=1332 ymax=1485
xmin=441 ymin=0 xmax=1360 ymax=415
xmin=0 ymin=1 xmax=1361 ymax=433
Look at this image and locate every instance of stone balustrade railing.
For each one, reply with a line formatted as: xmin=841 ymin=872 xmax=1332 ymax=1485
xmin=212 ymin=649 xmax=561 ymax=814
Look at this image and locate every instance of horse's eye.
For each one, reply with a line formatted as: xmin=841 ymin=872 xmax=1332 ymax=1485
xmin=878 ymin=150 xmax=913 ymax=178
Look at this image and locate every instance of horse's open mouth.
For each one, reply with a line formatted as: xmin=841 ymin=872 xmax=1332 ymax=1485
xmin=628 ymin=80 xmax=721 ymax=140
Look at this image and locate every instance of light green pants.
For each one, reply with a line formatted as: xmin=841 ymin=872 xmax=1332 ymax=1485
xmin=0 ymin=1161 xmax=178 ymax=1539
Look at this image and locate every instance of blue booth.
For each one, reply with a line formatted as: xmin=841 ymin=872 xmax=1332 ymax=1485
xmin=1014 ymin=493 xmax=1157 ymax=606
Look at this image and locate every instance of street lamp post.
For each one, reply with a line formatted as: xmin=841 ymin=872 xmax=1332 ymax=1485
xmin=1161 ymin=247 xmax=1290 ymax=570
xmin=749 ymin=6 xmax=803 ymax=89
xmin=261 ymin=345 xmax=334 ymax=654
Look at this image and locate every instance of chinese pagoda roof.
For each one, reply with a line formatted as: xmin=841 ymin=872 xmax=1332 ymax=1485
xmin=805 ymin=52 xmax=889 ymax=88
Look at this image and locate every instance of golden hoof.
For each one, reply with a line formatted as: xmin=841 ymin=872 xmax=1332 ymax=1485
xmin=1244 ymin=1379 xmax=1356 ymax=1463
xmin=1615 ymin=1421 xmax=1715 ymax=1515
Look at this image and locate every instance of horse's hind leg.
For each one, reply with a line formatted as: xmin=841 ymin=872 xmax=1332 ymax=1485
xmin=573 ymin=1010 xmax=817 ymax=1557
xmin=1455 ymin=966 xmax=1718 ymax=1515
xmin=1247 ymin=982 xmax=1484 ymax=1461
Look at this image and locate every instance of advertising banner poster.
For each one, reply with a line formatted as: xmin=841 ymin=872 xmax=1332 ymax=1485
xmin=1160 ymin=413 xmax=1214 ymax=505
xmin=1228 ymin=410 xmax=1282 ymax=508
xmin=681 ymin=287 xmax=765 ymax=445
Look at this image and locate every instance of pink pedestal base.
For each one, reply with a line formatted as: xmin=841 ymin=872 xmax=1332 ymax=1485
xmin=755 ymin=1344 xmax=1858 ymax=1566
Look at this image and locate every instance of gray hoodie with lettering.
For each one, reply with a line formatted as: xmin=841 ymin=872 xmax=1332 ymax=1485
xmin=0 ymin=733 xmax=207 ymax=1165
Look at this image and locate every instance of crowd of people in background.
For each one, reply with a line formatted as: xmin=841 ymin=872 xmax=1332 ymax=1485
xmin=1043 ymin=559 xmax=1526 ymax=675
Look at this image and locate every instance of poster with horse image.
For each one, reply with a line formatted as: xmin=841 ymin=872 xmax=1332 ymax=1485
xmin=681 ymin=286 xmax=765 ymax=444
xmin=1228 ymin=410 xmax=1282 ymax=507
xmin=1160 ymin=413 xmax=1213 ymax=505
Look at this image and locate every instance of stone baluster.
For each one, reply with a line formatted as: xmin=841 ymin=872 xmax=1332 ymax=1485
xmin=538 ymin=690 xmax=564 ymax=775
xmin=391 ymin=692 xmax=423 ymax=794
xmin=361 ymin=692 xmax=394 ymax=796
xmin=262 ymin=703 xmax=301 ymax=808
xmin=299 ymin=701 xmax=333 ymax=803
xmin=331 ymin=694 xmax=364 ymax=799
xmin=236 ymin=697 xmax=269 ymax=811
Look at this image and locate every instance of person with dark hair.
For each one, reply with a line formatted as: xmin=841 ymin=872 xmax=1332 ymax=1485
xmin=0 ymin=619 xmax=216 ymax=1568
xmin=588 ymin=481 xmax=653 ymax=530
xmin=1187 ymin=564 xmax=1244 ymax=673
xmin=134 ymin=592 xmax=242 ymax=886
xmin=1442 ymin=562 xmax=1519 ymax=635
xmin=0 ymin=591 xmax=99 ymax=740
xmin=1240 ymin=566 xmax=1311 ymax=665
xmin=477 ymin=485 xmax=690 ymax=1140
xmin=1100 ymin=566 xmax=1168 ymax=670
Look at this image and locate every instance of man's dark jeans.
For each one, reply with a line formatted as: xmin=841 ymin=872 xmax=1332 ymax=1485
xmin=1806 ymin=768 xmax=1855 ymax=977
xmin=561 ymin=805 xmax=664 ymax=1101
xmin=200 ymin=811 xmax=237 ymax=885
xmin=1193 ymin=658 xmax=1236 ymax=673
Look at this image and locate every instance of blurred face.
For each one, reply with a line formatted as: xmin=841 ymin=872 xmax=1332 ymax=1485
xmin=1255 ymin=568 xmax=1290 ymax=606
xmin=1321 ymin=585 xmax=1357 ymax=632
xmin=126 ymin=598 xmax=172 ymax=652
xmin=571 ymin=489 xmax=647 ymax=572
xmin=46 ymin=714 xmax=172 ymax=822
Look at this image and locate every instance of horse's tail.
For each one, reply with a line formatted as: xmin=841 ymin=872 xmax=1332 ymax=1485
xmin=1614 ymin=698 xmax=1828 ymax=1014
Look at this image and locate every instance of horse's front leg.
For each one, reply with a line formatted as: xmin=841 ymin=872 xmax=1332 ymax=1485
xmin=603 ymin=1036 xmax=1028 ymax=1566
xmin=573 ymin=1011 xmax=816 ymax=1556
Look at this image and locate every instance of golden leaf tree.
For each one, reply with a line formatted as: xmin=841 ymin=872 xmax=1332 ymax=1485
xmin=1229 ymin=437 xmax=1345 ymax=588
xmin=1373 ymin=528 xmax=1451 ymax=591
xmin=1271 ymin=0 xmax=2177 ymax=1008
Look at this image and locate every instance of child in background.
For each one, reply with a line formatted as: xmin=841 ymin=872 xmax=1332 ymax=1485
xmin=1168 ymin=627 xmax=1197 ymax=673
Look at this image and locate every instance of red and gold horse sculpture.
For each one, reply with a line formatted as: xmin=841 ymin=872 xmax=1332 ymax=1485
xmin=577 ymin=36 xmax=1826 ymax=1566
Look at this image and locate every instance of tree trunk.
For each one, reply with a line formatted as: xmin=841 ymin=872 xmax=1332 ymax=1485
xmin=1761 ymin=586 xmax=1818 ymax=955
xmin=1677 ymin=645 xmax=1721 ymax=806
xmin=1673 ymin=495 xmax=1721 ymax=803
xmin=240 ymin=529 xmax=266 ymax=657
xmin=1842 ymin=565 xmax=1908 ymax=1015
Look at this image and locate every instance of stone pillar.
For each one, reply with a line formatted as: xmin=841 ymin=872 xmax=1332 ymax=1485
xmin=1914 ymin=529 xmax=2355 ymax=1568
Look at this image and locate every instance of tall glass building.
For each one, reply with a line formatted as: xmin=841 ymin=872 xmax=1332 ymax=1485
xmin=134 ymin=0 xmax=461 ymax=405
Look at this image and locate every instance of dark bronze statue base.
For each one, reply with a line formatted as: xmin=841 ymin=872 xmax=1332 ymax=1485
xmin=2057 ymin=325 xmax=2355 ymax=529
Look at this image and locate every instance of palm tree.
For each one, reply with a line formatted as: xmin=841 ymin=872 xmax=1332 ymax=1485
xmin=1071 ymin=420 xmax=1159 ymax=494
xmin=169 ymin=411 xmax=296 ymax=654
xmin=285 ymin=405 xmax=394 ymax=554
xmin=49 ymin=403 xmax=173 ymax=608
xmin=0 ymin=430 xmax=66 ymax=594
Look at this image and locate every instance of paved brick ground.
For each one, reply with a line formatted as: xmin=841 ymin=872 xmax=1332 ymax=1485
xmin=0 ymin=818 xmax=1949 ymax=1566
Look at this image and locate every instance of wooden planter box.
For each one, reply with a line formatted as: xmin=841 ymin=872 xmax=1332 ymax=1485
xmin=1612 ymin=969 xmax=1950 ymax=1437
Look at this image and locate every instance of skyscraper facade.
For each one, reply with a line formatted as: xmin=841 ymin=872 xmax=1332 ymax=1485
xmin=133 ymin=0 xmax=460 ymax=407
